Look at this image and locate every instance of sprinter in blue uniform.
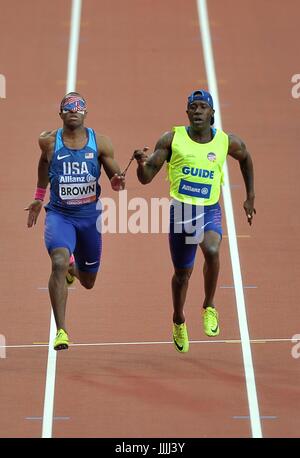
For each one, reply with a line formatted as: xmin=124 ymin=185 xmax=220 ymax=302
xmin=26 ymin=92 xmax=125 ymax=350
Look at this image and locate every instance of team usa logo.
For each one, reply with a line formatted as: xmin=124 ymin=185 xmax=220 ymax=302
xmin=59 ymin=160 xmax=97 ymax=204
xmin=207 ymin=152 xmax=216 ymax=162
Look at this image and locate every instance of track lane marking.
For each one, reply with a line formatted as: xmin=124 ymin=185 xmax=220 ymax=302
xmin=223 ymin=235 xmax=251 ymax=239
xmin=41 ymin=0 xmax=82 ymax=439
xmin=196 ymin=0 xmax=262 ymax=438
xmin=1 ymin=337 xmax=298 ymax=350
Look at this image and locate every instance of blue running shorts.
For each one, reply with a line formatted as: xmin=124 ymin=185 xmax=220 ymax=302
xmin=44 ymin=209 xmax=102 ymax=273
xmin=169 ymin=199 xmax=222 ymax=269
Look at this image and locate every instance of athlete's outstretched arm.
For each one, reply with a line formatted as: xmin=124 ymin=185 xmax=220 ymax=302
xmin=25 ymin=133 xmax=51 ymax=228
xmin=134 ymin=131 xmax=174 ymax=184
xmin=228 ymin=133 xmax=256 ymax=225
xmin=97 ymin=134 xmax=125 ymax=191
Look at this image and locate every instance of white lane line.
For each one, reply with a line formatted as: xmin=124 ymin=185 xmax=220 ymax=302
xmin=27 ymin=416 xmax=70 ymax=421
xmin=66 ymin=0 xmax=82 ymax=93
xmin=38 ymin=287 xmax=76 ymax=291
xmin=1 ymin=337 xmax=299 ymax=350
xmin=42 ymin=313 xmax=57 ymax=438
xmin=220 ymin=286 xmax=258 ymax=289
xmin=41 ymin=0 xmax=82 ymax=439
xmin=196 ymin=0 xmax=262 ymax=438
xmin=233 ymin=416 xmax=277 ymax=420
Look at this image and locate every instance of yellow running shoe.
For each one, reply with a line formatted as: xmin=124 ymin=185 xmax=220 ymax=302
xmin=53 ymin=328 xmax=69 ymax=351
xmin=172 ymin=322 xmax=189 ymax=353
xmin=203 ymin=306 xmax=220 ymax=337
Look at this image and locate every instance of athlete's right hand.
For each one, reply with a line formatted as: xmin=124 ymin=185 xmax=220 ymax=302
xmin=25 ymin=200 xmax=43 ymax=228
xmin=133 ymin=147 xmax=149 ymax=166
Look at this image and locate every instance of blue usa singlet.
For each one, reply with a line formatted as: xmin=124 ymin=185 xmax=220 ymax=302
xmin=46 ymin=127 xmax=101 ymax=217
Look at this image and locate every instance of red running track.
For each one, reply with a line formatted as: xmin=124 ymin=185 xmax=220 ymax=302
xmin=0 ymin=0 xmax=299 ymax=438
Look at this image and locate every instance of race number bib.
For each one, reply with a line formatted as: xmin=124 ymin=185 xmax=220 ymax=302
xmin=59 ymin=181 xmax=96 ymax=205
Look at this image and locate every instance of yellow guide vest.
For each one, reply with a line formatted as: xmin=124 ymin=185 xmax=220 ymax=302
xmin=167 ymin=126 xmax=229 ymax=206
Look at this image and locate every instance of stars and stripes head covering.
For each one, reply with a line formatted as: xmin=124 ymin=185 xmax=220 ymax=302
xmin=60 ymin=92 xmax=87 ymax=113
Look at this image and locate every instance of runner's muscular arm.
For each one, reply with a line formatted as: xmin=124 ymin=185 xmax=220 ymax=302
xmin=25 ymin=131 xmax=52 ymax=228
xmin=37 ymin=132 xmax=52 ymax=188
xmin=228 ymin=133 xmax=256 ymax=225
xmin=97 ymin=134 xmax=125 ymax=191
xmin=134 ymin=131 xmax=174 ymax=184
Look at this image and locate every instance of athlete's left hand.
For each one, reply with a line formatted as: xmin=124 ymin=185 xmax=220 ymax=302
xmin=25 ymin=200 xmax=43 ymax=227
xmin=110 ymin=173 xmax=125 ymax=191
xmin=243 ymin=197 xmax=256 ymax=225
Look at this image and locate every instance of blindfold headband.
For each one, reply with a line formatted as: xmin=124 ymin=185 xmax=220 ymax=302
xmin=61 ymin=95 xmax=87 ymax=112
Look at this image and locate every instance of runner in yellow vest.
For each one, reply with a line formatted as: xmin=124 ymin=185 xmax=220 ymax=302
xmin=134 ymin=90 xmax=256 ymax=353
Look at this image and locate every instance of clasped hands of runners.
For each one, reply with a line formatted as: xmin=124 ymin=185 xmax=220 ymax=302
xmin=133 ymin=147 xmax=149 ymax=166
xmin=110 ymin=173 xmax=126 ymax=191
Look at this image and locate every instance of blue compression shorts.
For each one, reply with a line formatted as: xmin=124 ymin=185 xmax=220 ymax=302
xmin=44 ymin=209 xmax=102 ymax=273
xmin=169 ymin=200 xmax=222 ymax=269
